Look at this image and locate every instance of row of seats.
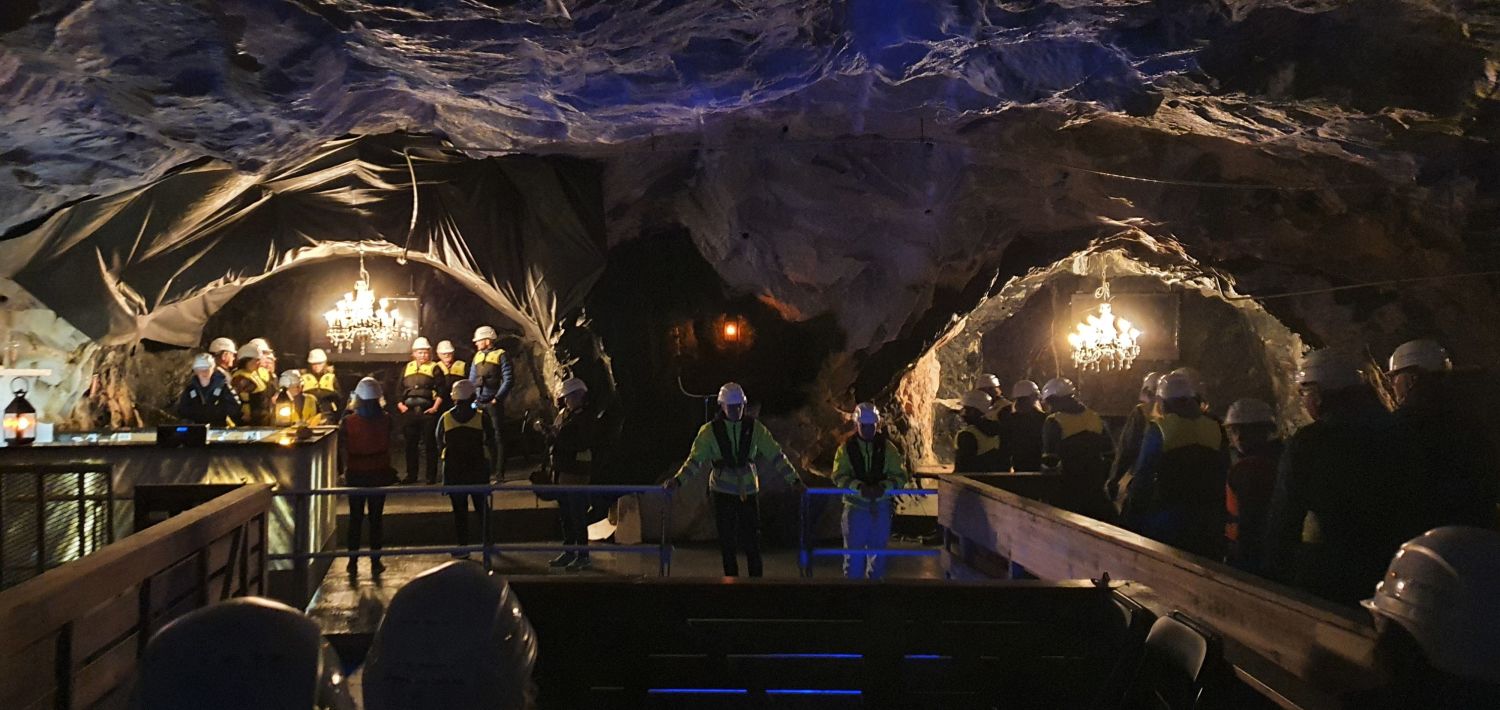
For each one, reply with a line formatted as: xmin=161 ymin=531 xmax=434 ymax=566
xmin=131 ymin=567 xmax=1228 ymax=709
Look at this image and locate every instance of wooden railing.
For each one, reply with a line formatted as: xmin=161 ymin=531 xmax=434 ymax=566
xmin=938 ymin=474 xmax=1378 ymax=709
xmin=0 ymin=484 xmax=271 ymax=710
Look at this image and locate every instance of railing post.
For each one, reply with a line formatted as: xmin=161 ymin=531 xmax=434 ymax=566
xmin=481 ymin=485 xmax=493 ymax=572
xmin=798 ymin=487 xmax=811 ymax=578
xmin=658 ymin=488 xmax=672 ymax=577
xmin=291 ymin=490 xmax=310 ymax=610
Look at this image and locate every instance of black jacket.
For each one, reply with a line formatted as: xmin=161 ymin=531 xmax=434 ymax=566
xmin=177 ymin=372 xmax=240 ymax=426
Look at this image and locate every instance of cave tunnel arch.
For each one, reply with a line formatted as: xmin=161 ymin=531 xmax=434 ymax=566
xmin=887 ymin=233 xmax=1308 ymax=469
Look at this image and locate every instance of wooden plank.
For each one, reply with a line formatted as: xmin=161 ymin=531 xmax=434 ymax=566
xmin=0 ymin=633 xmax=57 ymax=709
xmin=148 ymin=553 xmax=204 ymax=616
xmin=72 ymin=587 xmax=140 ymax=666
xmin=71 ymin=632 xmax=137 ymax=709
xmin=0 ymin=485 xmax=272 ymax=652
xmin=938 ymin=475 xmax=1379 ymax=695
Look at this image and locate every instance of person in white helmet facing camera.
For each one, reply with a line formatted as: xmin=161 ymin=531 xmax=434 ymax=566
xmin=434 ymin=339 xmax=466 ymax=382
xmin=230 ymin=343 xmax=272 ymax=425
xmin=301 ymin=348 xmax=342 ymax=422
xmin=1263 ymin=349 xmax=1427 ymax=606
xmin=1107 ymin=371 xmax=1161 ymax=505
xmin=272 ymin=369 xmax=322 ymax=427
xmin=540 ymin=377 xmax=602 ymax=571
xmin=1342 ymin=526 xmax=1500 ymax=708
xmin=469 ymin=325 xmax=515 ymax=480
xmin=1120 ymin=372 xmax=1227 ymax=558
xmin=999 ymin=380 xmax=1046 ymax=472
xmin=1386 ymin=339 xmax=1498 ymax=531
xmin=177 ymin=353 xmax=241 ymax=427
xmin=665 ymin=382 xmax=803 ymax=577
xmin=832 ymin=403 xmax=910 ymax=580
xmin=397 ymin=337 xmax=445 ymax=484
xmin=953 ymin=390 xmax=1002 ymax=473
xmin=436 ymin=378 xmax=497 ymax=558
xmin=1222 ymin=398 xmax=1283 ymax=572
xmin=1040 ymin=378 xmax=1116 ymax=521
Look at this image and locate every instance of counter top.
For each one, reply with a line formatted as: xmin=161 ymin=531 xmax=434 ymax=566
xmin=1 ymin=426 xmax=337 ymax=449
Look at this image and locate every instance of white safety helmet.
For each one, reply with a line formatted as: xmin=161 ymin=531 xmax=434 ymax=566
xmin=411 ymin=337 xmax=432 ymax=352
xmin=1224 ymin=398 xmax=1275 ymax=426
xmin=1010 ymin=380 xmax=1041 ymax=400
xmin=557 ymin=377 xmax=588 ymax=399
xmin=979 ymin=373 xmax=1001 ymax=390
xmin=451 ymin=379 xmax=476 ymax=401
xmin=209 ymin=337 xmax=237 ymax=355
xmin=1388 ymin=339 xmax=1452 ymax=375
xmin=854 ymin=402 xmax=880 ymax=425
xmin=236 ymin=343 xmax=261 ymax=361
xmin=1363 ymin=526 xmax=1500 ymax=684
xmin=1040 ymin=378 xmax=1076 ymax=401
xmin=1156 ymin=372 xmax=1197 ymax=400
xmin=1170 ymin=367 xmax=1205 ymax=398
xmin=192 ymin=353 xmax=215 ymax=372
xmin=249 ymin=337 xmax=272 ymax=354
xmin=279 ymin=370 xmax=302 ymax=389
xmin=1140 ymin=371 xmax=1162 ymax=395
xmin=355 ymin=377 xmax=382 ymax=401
xmin=717 ymin=382 xmax=747 ymax=406
xmin=473 ymin=325 xmax=498 ymax=343
xmin=1296 ymin=349 xmax=1363 ymax=391
xmin=306 ymin=348 xmax=328 ymax=365
xmin=960 ymin=390 xmax=992 ymax=411
xmin=436 ymin=340 xmax=456 ymax=356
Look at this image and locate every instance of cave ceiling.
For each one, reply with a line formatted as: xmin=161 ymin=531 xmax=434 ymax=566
xmin=4 ymin=0 xmax=1500 ymax=360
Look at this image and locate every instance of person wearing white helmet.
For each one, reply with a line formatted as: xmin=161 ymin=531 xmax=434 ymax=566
xmin=341 ymin=377 xmax=395 ymax=575
xmin=832 ymin=402 xmax=909 ymax=580
xmin=436 ymin=378 xmax=498 ymax=559
xmin=176 ymin=353 xmax=241 ymax=427
xmin=1119 ymin=372 xmax=1227 ymax=557
xmin=1386 ymin=339 xmax=1498 ymax=531
xmin=1221 ymin=398 xmax=1282 ymax=571
xmin=134 ymin=597 xmax=354 ymax=710
xmin=209 ymin=337 xmax=238 ymax=376
xmin=272 ymin=369 xmax=322 ymax=427
xmin=665 ymin=382 xmax=803 ymax=577
xmin=434 ymin=339 xmax=466 ymax=382
xmin=999 ymin=380 xmax=1046 ymax=472
xmin=249 ymin=337 xmax=276 ymax=384
xmin=540 ymin=377 xmax=601 ymax=571
xmin=1039 ymin=378 xmax=1116 ymax=520
xmin=977 ymin=373 xmax=1011 ymax=422
xmin=1107 ymin=371 xmax=1163 ymax=505
xmin=468 ymin=325 xmax=515 ymax=480
xmin=398 ymin=337 xmax=446 ymax=485
xmin=1344 ymin=527 xmax=1500 ymax=708
xmin=1262 ymin=348 xmax=1427 ymax=606
xmin=230 ymin=342 xmax=272 ymax=425
xmin=953 ymin=390 xmax=1002 ymax=473
xmin=301 ymin=348 xmax=342 ymax=422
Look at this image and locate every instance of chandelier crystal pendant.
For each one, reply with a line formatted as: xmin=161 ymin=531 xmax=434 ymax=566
xmin=323 ymin=248 xmax=415 ymax=355
xmin=1067 ymin=273 xmax=1144 ymax=372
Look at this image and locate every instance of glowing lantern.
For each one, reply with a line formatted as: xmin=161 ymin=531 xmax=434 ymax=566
xmin=723 ymin=321 xmax=739 ymax=341
xmin=4 ymin=378 xmax=37 ymax=447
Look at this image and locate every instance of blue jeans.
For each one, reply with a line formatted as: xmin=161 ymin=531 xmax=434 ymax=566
xmin=841 ymin=500 xmax=893 ymax=580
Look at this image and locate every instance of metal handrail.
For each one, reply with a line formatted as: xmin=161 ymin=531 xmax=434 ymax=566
xmin=273 ymin=483 xmax=675 ymax=598
xmin=797 ymin=487 xmax=941 ymax=578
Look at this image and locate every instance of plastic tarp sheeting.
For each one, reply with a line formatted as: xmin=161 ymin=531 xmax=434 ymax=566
xmin=0 ymin=135 xmax=606 ymax=348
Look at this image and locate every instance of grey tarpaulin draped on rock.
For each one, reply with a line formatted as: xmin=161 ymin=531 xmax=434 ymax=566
xmin=0 ymin=134 xmax=606 ymax=348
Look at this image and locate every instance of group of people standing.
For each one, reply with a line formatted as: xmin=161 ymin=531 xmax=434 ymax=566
xmin=950 ymin=339 xmax=1500 ymax=611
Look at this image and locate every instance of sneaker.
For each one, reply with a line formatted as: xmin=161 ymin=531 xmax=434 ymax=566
xmin=371 ymin=558 xmax=386 ymax=575
xmin=566 ymin=555 xmax=592 ymax=572
xmin=548 ymin=552 xmax=576 ymax=569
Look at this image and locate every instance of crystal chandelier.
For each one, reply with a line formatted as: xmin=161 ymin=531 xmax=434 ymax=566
xmin=1067 ymin=273 xmax=1143 ymax=372
xmin=323 ymin=248 xmax=414 ymax=355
